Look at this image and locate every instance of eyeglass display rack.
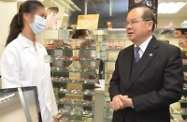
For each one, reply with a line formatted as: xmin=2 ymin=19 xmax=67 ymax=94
xmin=170 ymin=48 xmax=187 ymax=122
xmin=100 ymin=29 xmax=128 ymax=122
xmin=41 ymin=31 xmax=100 ymax=122
xmin=39 ymin=28 xmax=187 ymax=122
xmin=154 ymin=28 xmax=187 ymax=122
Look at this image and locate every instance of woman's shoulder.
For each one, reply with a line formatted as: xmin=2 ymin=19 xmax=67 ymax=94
xmin=5 ymin=38 xmax=20 ymax=50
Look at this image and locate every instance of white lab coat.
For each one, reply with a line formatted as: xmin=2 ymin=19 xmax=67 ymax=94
xmin=0 ymin=34 xmax=58 ymax=122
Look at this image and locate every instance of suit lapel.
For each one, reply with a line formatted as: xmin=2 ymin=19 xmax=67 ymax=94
xmin=121 ymin=46 xmax=134 ymax=89
xmin=128 ymin=37 xmax=159 ymax=90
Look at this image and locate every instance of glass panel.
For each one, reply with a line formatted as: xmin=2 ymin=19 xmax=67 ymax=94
xmin=0 ymin=89 xmax=26 ymax=122
xmin=22 ymin=87 xmax=41 ymax=122
xmin=0 ymin=86 xmax=41 ymax=122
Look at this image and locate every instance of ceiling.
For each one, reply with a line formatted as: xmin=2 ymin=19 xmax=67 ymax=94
xmin=1 ymin=0 xmax=187 ymax=28
xmin=157 ymin=0 xmax=187 ymax=17
xmin=68 ymin=0 xmax=128 ymax=28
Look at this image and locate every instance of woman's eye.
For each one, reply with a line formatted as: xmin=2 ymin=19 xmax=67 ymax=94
xmin=40 ymin=14 xmax=46 ymax=19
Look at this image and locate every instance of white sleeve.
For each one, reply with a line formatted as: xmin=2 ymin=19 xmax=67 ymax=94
xmin=0 ymin=46 xmax=21 ymax=88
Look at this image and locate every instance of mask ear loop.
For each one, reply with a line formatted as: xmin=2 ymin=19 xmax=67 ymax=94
xmin=25 ymin=15 xmax=36 ymax=35
xmin=24 ymin=13 xmax=34 ymax=25
xmin=26 ymin=18 xmax=32 ymax=31
xmin=26 ymin=16 xmax=33 ymax=25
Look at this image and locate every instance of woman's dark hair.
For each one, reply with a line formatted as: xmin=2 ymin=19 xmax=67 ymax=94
xmin=72 ymin=29 xmax=88 ymax=39
xmin=6 ymin=1 xmax=44 ymax=46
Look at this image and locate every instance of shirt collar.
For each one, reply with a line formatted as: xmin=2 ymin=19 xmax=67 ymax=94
xmin=18 ymin=33 xmax=42 ymax=48
xmin=134 ymin=36 xmax=152 ymax=53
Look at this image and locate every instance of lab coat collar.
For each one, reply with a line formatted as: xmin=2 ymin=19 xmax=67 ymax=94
xmin=18 ymin=34 xmax=43 ymax=48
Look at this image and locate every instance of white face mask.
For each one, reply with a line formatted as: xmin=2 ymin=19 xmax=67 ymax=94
xmin=29 ymin=15 xmax=46 ymax=34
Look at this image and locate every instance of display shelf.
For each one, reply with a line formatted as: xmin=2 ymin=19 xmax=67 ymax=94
xmin=101 ymin=31 xmax=126 ymax=122
xmin=51 ymin=70 xmax=95 ymax=73
xmin=54 ymin=113 xmax=93 ymax=122
xmin=55 ymin=91 xmax=94 ymax=96
xmin=104 ymin=94 xmax=110 ymax=97
xmin=105 ymin=72 xmax=113 ymax=74
xmin=52 ymin=80 xmax=96 ymax=85
xmin=57 ymin=102 xmax=94 ymax=108
xmin=169 ymin=37 xmax=187 ymax=121
xmin=181 ymin=50 xmax=187 ymax=52
xmin=106 ymin=48 xmax=123 ymax=51
xmin=42 ymin=31 xmax=98 ymax=121
xmin=183 ymin=87 xmax=187 ymax=91
xmin=103 ymin=60 xmax=116 ymax=62
xmin=179 ymin=100 xmax=187 ymax=103
xmin=53 ymin=59 xmax=97 ymax=62
xmin=104 ymin=118 xmax=112 ymax=121
xmin=104 ymin=105 xmax=111 ymax=109
xmin=170 ymin=112 xmax=187 ymax=116
xmin=105 ymin=84 xmax=110 ymax=86
xmin=58 ymin=113 xmax=94 ymax=118
xmin=47 ymin=48 xmax=96 ymax=51
xmin=104 ymin=106 xmax=113 ymax=122
xmin=51 ymin=78 xmax=96 ymax=83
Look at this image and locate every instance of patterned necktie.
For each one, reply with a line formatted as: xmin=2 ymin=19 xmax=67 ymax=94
xmin=134 ymin=47 xmax=140 ymax=63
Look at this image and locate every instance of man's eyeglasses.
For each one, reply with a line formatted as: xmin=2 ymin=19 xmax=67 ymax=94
xmin=125 ymin=19 xmax=151 ymax=26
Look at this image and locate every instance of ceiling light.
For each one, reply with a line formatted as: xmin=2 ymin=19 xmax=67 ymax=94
xmin=158 ymin=2 xmax=186 ymax=14
xmin=64 ymin=13 xmax=69 ymax=17
xmin=64 ymin=0 xmax=82 ymax=11
xmin=57 ymin=0 xmax=75 ymax=11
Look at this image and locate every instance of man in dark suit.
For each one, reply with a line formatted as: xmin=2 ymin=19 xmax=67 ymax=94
xmin=109 ymin=6 xmax=183 ymax=122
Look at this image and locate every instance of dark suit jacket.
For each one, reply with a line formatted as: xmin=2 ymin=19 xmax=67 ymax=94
xmin=109 ymin=36 xmax=183 ymax=122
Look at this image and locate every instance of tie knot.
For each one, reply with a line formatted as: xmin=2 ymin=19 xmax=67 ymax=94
xmin=134 ymin=47 xmax=140 ymax=63
xmin=135 ymin=47 xmax=140 ymax=52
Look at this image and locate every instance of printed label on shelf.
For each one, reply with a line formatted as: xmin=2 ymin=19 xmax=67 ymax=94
xmin=95 ymin=79 xmax=105 ymax=91
xmin=44 ymin=55 xmax=52 ymax=63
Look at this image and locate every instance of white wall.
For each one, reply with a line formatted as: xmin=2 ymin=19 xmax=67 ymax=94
xmin=0 ymin=2 xmax=17 ymax=55
xmin=0 ymin=2 xmax=17 ymax=88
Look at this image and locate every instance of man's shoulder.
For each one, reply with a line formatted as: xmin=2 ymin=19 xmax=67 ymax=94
xmin=156 ymin=40 xmax=181 ymax=57
xmin=118 ymin=45 xmax=133 ymax=55
xmin=158 ymin=40 xmax=179 ymax=50
xmin=122 ymin=45 xmax=133 ymax=51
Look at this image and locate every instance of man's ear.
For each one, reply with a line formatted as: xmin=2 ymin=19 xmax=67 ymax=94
xmin=147 ymin=21 xmax=153 ymax=31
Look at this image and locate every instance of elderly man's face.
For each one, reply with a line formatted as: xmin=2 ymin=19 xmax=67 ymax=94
xmin=126 ymin=7 xmax=153 ymax=45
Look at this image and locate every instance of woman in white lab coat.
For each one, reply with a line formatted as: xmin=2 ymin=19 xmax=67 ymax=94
xmin=0 ymin=1 xmax=58 ymax=122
